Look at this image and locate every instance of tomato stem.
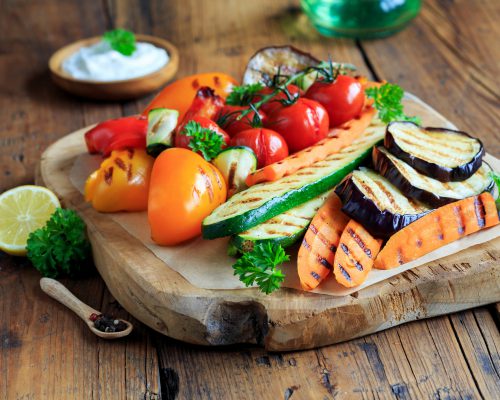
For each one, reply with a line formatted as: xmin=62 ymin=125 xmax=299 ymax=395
xmin=236 ymin=61 xmax=356 ymax=120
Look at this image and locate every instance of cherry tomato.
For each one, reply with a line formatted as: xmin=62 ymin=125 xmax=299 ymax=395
xmin=265 ymin=98 xmax=329 ymax=153
xmin=218 ymin=105 xmax=266 ymax=137
xmin=230 ymin=128 xmax=288 ymax=168
xmin=142 ymin=72 xmax=238 ymax=120
xmin=305 ymin=75 xmax=365 ymax=127
xmin=148 ymin=148 xmax=227 ymax=245
xmin=175 ymin=116 xmax=230 ymax=150
xmin=258 ymin=84 xmax=303 ymax=115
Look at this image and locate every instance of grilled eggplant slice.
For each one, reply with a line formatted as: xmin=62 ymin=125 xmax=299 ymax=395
xmin=373 ymin=146 xmax=495 ymax=207
xmin=335 ymin=168 xmax=431 ymax=238
xmin=242 ymin=46 xmax=320 ymax=85
xmin=385 ymin=121 xmax=484 ymax=182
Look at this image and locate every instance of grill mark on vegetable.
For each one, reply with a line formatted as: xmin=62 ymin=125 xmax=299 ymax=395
xmin=311 ymin=271 xmax=321 ymax=281
xmin=198 ymin=166 xmax=214 ymax=201
xmin=295 ymin=170 xmax=316 ymax=176
xmin=318 ymin=256 xmax=333 ymax=270
xmin=302 ymin=238 xmax=311 ymax=250
xmin=127 ymin=148 xmax=134 ymax=159
xmin=395 ymin=135 xmax=473 ymax=165
xmin=454 ymin=205 xmax=465 ymax=235
xmin=347 ymin=227 xmax=372 ymax=258
xmin=265 ymin=219 xmax=302 ymax=229
xmin=436 ymin=215 xmax=444 ymax=240
xmin=373 ymin=180 xmax=400 ymax=212
xmin=397 ymin=136 xmax=464 ymax=153
xmin=309 ymin=224 xmax=318 ymax=235
xmin=114 ymin=157 xmax=126 ymax=171
xmin=151 ymin=118 xmax=163 ymax=133
xmin=416 ymin=238 xmax=423 ymax=248
xmin=127 ymin=164 xmax=133 ymax=181
xmin=473 ymin=196 xmax=486 ymax=228
xmin=338 ymin=264 xmax=351 ymax=281
xmin=104 ymin=167 xmax=113 ymax=185
xmin=208 ymin=164 xmax=224 ymax=190
xmin=397 ymin=248 xmax=405 ymax=265
xmin=227 ymin=161 xmax=238 ymax=192
xmin=340 ymin=243 xmax=349 ymax=255
xmin=354 ymin=261 xmax=364 ymax=271
xmin=240 ymin=197 xmax=264 ymax=204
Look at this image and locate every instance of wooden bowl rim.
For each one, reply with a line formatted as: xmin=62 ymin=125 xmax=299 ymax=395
xmin=48 ymin=34 xmax=179 ymax=85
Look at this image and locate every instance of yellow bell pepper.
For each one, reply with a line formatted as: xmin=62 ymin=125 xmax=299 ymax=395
xmin=85 ymin=149 xmax=154 ymax=212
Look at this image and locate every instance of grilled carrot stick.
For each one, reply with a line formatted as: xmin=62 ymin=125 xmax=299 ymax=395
xmin=297 ymin=193 xmax=350 ymax=290
xmin=245 ymin=106 xmax=376 ymax=186
xmin=374 ymin=193 xmax=499 ymax=270
xmin=333 ymin=219 xmax=383 ymax=288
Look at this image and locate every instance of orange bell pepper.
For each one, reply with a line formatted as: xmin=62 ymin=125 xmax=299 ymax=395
xmin=85 ymin=149 xmax=154 ymax=212
xmin=142 ymin=72 xmax=238 ymax=120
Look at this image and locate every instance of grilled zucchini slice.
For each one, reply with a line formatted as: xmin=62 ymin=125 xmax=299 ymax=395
xmin=335 ymin=167 xmax=431 ymax=238
xmin=212 ymin=146 xmax=257 ymax=198
xmin=373 ymin=146 xmax=495 ymax=207
xmin=385 ymin=122 xmax=484 ymax=182
xmin=146 ymin=108 xmax=178 ymax=157
xmin=202 ymin=121 xmax=385 ymax=239
xmin=230 ymin=190 xmax=331 ymax=252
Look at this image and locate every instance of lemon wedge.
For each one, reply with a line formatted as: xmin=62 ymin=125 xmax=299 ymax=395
xmin=0 ymin=185 xmax=60 ymax=256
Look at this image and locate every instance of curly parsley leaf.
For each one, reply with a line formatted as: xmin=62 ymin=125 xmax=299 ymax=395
xmin=103 ymin=28 xmax=136 ymax=56
xmin=26 ymin=208 xmax=91 ymax=278
xmin=489 ymin=171 xmax=500 ymax=209
xmin=232 ymin=242 xmax=289 ymax=294
xmin=365 ymin=83 xmax=421 ymax=125
xmin=181 ymin=120 xmax=224 ymax=161
xmin=226 ymin=83 xmax=264 ymax=106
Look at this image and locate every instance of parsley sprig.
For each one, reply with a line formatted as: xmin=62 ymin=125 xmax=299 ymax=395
xmin=181 ymin=120 xmax=224 ymax=161
xmin=489 ymin=171 xmax=500 ymax=210
xmin=26 ymin=208 xmax=91 ymax=278
xmin=226 ymin=83 xmax=264 ymax=106
xmin=103 ymin=28 xmax=136 ymax=56
xmin=232 ymin=242 xmax=289 ymax=294
xmin=365 ymin=83 xmax=421 ymax=125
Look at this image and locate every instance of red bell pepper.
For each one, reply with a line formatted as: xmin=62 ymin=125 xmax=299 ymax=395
xmin=175 ymin=87 xmax=225 ymax=135
xmin=85 ymin=116 xmax=147 ymax=157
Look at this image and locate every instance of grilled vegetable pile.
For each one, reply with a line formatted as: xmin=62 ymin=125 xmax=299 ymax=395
xmin=79 ymin=44 xmax=499 ymax=295
xmin=298 ymin=122 xmax=498 ymax=290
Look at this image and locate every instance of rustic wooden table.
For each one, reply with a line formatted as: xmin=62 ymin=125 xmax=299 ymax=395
xmin=1 ymin=1 xmax=499 ymax=399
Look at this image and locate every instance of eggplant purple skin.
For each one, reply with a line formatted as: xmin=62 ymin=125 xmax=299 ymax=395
xmin=334 ymin=174 xmax=430 ymax=239
xmin=385 ymin=122 xmax=485 ymax=182
xmin=372 ymin=147 xmax=495 ymax=208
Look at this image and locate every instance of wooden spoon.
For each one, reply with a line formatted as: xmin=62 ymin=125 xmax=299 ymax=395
xmin=40 ymin=277 xmax=133 ymax=339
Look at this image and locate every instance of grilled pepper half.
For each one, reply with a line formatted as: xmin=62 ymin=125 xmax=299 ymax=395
xmin=85 ymin=149 xmax=154 ymax=212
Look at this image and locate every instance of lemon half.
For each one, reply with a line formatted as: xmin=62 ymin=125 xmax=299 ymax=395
xmin=0 ymin=185 xmax=60 ymax=256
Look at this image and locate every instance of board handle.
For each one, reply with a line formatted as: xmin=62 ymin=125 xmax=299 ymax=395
xmin=40 ymin=277 xmax=99 ymax=323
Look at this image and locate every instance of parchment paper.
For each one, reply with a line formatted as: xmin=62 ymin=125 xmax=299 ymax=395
xmin=70 ymin=94 xmax=500 ymax=295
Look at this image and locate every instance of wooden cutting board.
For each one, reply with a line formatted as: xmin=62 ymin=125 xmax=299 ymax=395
xmin=37 ymin=97 xmax=500 ymax=351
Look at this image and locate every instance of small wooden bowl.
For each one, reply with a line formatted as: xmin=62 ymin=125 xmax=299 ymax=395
xmin=49 ymin=34 xmax=179 ymax=100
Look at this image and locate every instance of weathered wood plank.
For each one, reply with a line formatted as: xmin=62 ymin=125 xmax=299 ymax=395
xmin=449 ymin=309 xmax=500 ymax=398
xmin=0 ymin=254 xmax=160 ymax=400
xmin=0 ymin=1 xmax=161 ymax=398
xmin=358 ymin=0 xmax=500 ymax=155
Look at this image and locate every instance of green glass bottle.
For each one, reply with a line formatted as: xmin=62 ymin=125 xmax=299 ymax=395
xmin=301 ymin=0 xmax=422 ymax=39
